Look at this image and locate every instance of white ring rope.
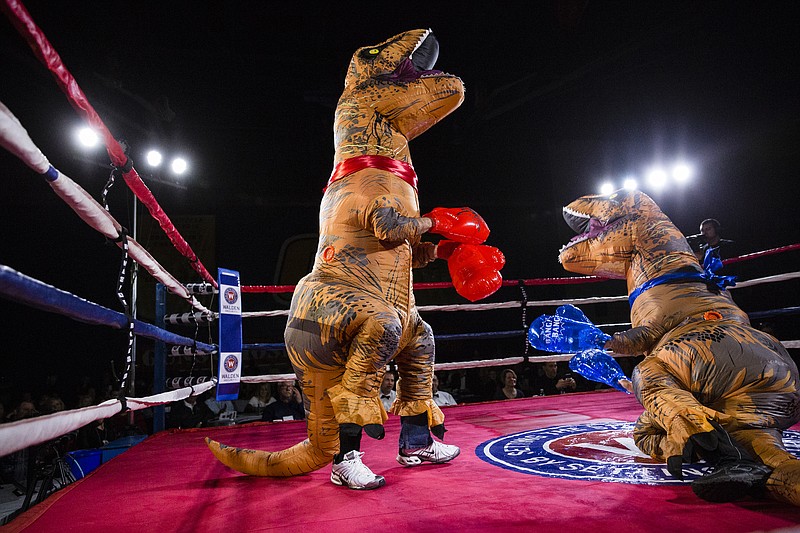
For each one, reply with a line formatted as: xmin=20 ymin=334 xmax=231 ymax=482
xmin=0 ymin=101 xmax=211 ymax=315
xmin=0 ymin=380 xmax=217 ymax=458
xmin=0 ymin=350 xmax=647 ymax=458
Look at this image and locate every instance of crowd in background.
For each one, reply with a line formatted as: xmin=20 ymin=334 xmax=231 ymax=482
xmin=0 ymin=357 xmax=638 ymax=431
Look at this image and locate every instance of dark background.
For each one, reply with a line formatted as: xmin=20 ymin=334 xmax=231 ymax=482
xmin=1 ymin=2 xmax=799 ymax=399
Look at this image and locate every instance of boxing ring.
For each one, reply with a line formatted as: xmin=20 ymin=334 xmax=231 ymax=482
xmin=2 ymin=2 xmax=800 ymax=531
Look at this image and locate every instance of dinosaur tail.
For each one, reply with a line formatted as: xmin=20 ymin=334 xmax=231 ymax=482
xmin=205 ymin=437 xmax=333 ymax=477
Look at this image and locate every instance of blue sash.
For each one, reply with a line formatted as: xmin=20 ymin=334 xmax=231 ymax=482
xmin=628 ymin=250 xmax=736 ymax=307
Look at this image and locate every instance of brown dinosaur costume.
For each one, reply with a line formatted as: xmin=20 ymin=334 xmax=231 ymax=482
xmin=207 ymin=29 xmax=468 ymax=486
xmin=558 ymin=189 xmax=800 ymax=505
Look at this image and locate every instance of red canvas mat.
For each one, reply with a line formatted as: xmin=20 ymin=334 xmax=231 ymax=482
xmin=5 ymin=391 xmax=800 ymax=532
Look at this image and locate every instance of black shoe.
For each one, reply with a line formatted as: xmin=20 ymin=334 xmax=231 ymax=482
xmin=691 ymin=461 xmax=772 ymax=503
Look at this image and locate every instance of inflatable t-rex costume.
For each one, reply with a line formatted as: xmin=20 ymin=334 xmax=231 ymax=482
xmin=557 ymin=190 xmax=800 ymax=505
xmin=207 ymin=29 xmax=502 ymax=489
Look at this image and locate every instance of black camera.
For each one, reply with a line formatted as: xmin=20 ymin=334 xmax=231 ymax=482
xmin=685 ymin=233 xmax=704 ymax=245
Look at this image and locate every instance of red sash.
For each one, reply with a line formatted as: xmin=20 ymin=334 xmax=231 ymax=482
xmin=325 ymin=155 xmax=418 ymax=193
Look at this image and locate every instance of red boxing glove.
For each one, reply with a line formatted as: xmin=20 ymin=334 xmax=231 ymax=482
xmin=435 ymin=239 xmax=460 ymax=260
xmin=424 ymin=207 xmax=490 ymax=244
xmin=446 ymin=243 xmax=506 ymax=302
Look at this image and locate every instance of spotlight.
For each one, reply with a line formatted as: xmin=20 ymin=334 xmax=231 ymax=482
xmin=77 ymin=127 xmax=99 ymax=148
xmin=645 ymin=167 xmax=668 ymax=189
xmin=146 ymin=150 xmax=163 ymax=167
xmin=599 ymin=182 xmax=615 ymax=195
xmin=171 ymin=157 xmax=188 ymax=175
xmin=672 ymin=162 xmax=693 ymax=183
xmin=622 ymin=177 xmax=638 ymax=191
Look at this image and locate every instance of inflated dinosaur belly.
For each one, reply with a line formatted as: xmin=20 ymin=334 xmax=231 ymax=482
xmin=206 ymin=29 xmax=465 ymax=476
xmin=558 ymin=190 xmax=800 ymax=505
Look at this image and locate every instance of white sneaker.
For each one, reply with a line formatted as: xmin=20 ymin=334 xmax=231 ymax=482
xmin=396 ymin=440 xmax=460 ymax=467
xmin=330 ymin=451 xmax=385 ymax=490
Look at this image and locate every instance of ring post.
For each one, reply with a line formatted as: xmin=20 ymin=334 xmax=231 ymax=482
xmin=153 ymin=283 xmax=167 ymax=432
xmin=217 ymin=268 xmax=242 ymax=401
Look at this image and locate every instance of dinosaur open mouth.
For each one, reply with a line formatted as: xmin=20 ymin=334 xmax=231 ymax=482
xmin=377 ymin=30 xmax=445 ymax=83
xmin=381 ymin=57 xmax=443 ymax=83
xmin=559 ymin=206 xmax=626 ymax=252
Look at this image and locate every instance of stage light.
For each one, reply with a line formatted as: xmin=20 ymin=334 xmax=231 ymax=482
xmin=599 ymin=182 xmax=615 ymax=195
xmin=146 ymin=150 xmax=163 ymax=167
xmin=171 ymin=157 xmax=188 ymax=175
xmin=77 ymin=127 xmax=99 ymax=148
xmin=672 ymin=162 xmax=693 ymax=183
xmin=645 ymin=167 xmax=668 ymax=189
xmin=622 ymin=177 xmax=638 ymax=191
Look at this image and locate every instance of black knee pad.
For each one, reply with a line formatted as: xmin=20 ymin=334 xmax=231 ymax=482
xmin=400 ymin=413 xmax=428 ymax=427
xmin=339 ymin=423 xmax=363 ymax=438
xmin=363 ymin=424 xmax=385 ymax=440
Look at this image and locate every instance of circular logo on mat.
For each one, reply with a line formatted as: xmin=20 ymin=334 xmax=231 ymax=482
xmin=224 ymin=287 xmax=238 ymax=304
xmin=223 ymin=354 xmax=239 ymax=373
xmin=476 ymin=422 xmax=800 ymax=485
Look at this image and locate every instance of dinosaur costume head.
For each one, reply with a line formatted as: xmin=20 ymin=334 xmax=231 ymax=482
xmin=559 ymin=190 xmax=699 ymax=291
xmin=335 ymin=29 xmax=465 ymax=162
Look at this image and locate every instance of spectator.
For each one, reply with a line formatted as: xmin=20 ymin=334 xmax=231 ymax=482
xmin=73 ymin=392 xmax=111 ymax=448
xmin=479 ymin=368 xmax=500 ymax=401
xmin=379 ymin=371 xmax=397 ymax=411
xmin=432 ymin=374 xmax=457 ymax=407
xmin=204 ymin=389 xmax=237 ymax=416
xmin=77 ymin=419 xmax=111 ymax=449
xmin=533 ymin=361 xmax=577 ymax=396
xmin=39 ymin=394 xmax=65 ymax=415
xmin=261 ymin=381 xmax=305 ymax=421
xmin=687 ymin=218 xmax=733 ymax=264
xmin=6 ymin=400 xmax=38 ymax=421
xmin=247 ymin=383 xmax=276 ymax=414
xmin=167 ymin=395 xmax=213 ymax=429
xmin=494 ymin=369 xmax=526 ymax=400
xmin=36 ymin=393 xmax=53 ymax=414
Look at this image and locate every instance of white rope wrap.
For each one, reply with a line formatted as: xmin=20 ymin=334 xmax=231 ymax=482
xmin=0 ymin=380 xmax=216 ymax=458
xmin=0 ymin=101 xmax=50 ymax=173
xmin=47 ymin=170 xmax=211 ymax=315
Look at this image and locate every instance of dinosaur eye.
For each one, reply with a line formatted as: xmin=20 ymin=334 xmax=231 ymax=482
xmin=359 ymin=47 xmax=383 ymax=60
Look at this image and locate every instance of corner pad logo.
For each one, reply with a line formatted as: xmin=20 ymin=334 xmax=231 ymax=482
xmin=223 ymin=355 xmax=239 ymax=373
xmin=476 ymin=422 xmax=800 ymax=485
xmin=224 ymin=287 xmax=238 ymax=305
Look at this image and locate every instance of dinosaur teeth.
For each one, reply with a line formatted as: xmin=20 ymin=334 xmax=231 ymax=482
xmin=563 ymin=206 xmax=589 ymax=219
xmin=411 ymin=29 xmax=432 ymax=55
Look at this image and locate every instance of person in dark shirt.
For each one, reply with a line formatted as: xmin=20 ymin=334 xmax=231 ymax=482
xmin=494 ymin=368 xmax=526 ymax=400
xmin=532 ymin=361 xmax=577 ymax=396
xmin=687 ymin=218 xmax=733 ymax=264
xmin=167 ymin=395 xmax=213 ymax=429
xmin=261 ymin=381 xmax=305 ymax=421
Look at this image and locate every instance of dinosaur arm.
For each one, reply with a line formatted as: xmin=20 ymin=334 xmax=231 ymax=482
xmin=604 ymin=324 xmax=668 ymax=355
xmin=370 ymin=206 xmax=432 ymax=243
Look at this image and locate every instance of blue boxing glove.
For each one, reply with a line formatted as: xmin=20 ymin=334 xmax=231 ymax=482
xmin=569 ymin=349 xmax=631 ymax=394
xmin=527 ymin=305 xmax=611 ymax=353
xmin=554 ymin=303 xmax=592 ymax=323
